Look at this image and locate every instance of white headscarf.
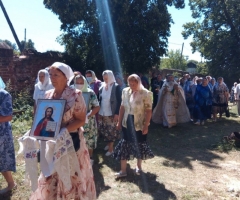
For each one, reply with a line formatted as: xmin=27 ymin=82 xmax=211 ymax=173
xmin=36 ymin=69 xmax=51 ymax=90
xmin=102 ymin=70 xmax=116 ymax=89
xmin=51 ymin=62 xmax=74 ymax=86
xmin=86 ymin=70 xmax=98 ymax=83
xmin=127 ymin=74 xmax=144 ymax=91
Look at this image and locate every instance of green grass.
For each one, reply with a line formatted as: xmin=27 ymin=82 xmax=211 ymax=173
xmin=1 ymin=104 xmax=240 ymax=199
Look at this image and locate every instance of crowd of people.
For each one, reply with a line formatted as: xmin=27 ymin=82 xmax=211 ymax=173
xmin=0 ymin=63 xmax=237 ymax=199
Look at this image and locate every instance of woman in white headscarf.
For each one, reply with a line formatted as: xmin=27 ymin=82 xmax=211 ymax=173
xmin=30 ymin=62 xmax=96 ymax=200
xmin=98 ymin=70 xmax=121 ymax=156
xmin=85 ymin=70 xmax=102 ymax=96
xmin=33 ymin=69 xmax=53 ymax=113
xmin=112 ymin=74 xmax=154 ymax=178
xmin=74 ymin=75 xmax=100 ymax=165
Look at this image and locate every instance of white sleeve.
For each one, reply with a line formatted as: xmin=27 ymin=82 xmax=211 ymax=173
xmin=33 ymin=85 xmax=38 ymax=100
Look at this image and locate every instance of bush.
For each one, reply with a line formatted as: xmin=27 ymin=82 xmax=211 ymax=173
xmin=5 ymin=80 xmax=34 ymax=122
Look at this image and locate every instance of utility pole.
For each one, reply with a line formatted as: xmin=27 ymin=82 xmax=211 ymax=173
xmin=180 ymin=42 xmax=184 ymax=69
xmin=24 ymin=28 xmax=26 ymax=49
xmin=0 ymin=0 xmax=23 ymax=52
xmin=180 ymin=42 xmax=184 ymax=59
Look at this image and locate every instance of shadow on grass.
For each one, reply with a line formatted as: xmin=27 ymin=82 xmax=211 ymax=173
xmin=94 ymin=139 xmax=177 ymax=199
xmin=114 ymin=164 xmax=177 ymax=200
xmin=93 ymin=109 xmax=240 ymax=199
xmin=148 ymin=112 xmax=240 ymax=170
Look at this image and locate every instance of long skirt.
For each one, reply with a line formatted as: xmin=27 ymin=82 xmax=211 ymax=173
xmin=193 ymin=104 xmax=212 ymax=120
xmin=98 ymin=115 xmax=120 ymax=142
xmin=30 ymin=131 xmax=96 ymax=200
xmin=0 ymin=123 xmax=16 ymax=172
xmin=212 ymin=102 xmax=227 ymax=116
xmin=83 ymin=116 xmax=98 ymax=149
xmin=112 ymin=115 xmax=154 ymax=160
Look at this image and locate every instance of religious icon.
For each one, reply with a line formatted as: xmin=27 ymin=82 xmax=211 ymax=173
xmin=29 ymin=99 xmax=66 ymax=140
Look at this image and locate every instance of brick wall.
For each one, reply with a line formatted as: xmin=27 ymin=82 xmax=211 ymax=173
xmin=0 ymin=45 xmax=13 ymax=84
xmin=0 ymin=45 xmax=64 ymax=90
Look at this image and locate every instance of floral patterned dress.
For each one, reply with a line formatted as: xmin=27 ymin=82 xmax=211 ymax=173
xmin=83 ymin=90 xmax=99 ymax=149
xmin=0 ymin=89 xmax=16 ymax=172
xmin=212 ymin=83 xmax=229 ymax=115
xmin=30 ymin=86 xmax=96 ymax=200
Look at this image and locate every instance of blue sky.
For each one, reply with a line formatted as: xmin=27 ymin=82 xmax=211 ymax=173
xmin=0 ymin=0 xmax=202 ymax=61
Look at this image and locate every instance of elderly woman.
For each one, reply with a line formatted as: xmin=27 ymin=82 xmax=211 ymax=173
xmin=85 ymin=70 xmax=102 ymax=96
xmin=193 ymin=77 xmax=212 ymax=125
xmin=113 ymin=74 xmax=154 ymax=178
xmin=98 ymin=70 xmax=121 ymax=156
xmin=33 ymin=69 xmax=53 ymax=113
xmin=74 ymin=75 xmax=100 ymax=165
xmin=212 ymin=77 xmax=229 ymax=121
xmin=30 ymin=62 xmax=96 ymax=200
xmin=0 ymin=79 xmax=16 ymax=194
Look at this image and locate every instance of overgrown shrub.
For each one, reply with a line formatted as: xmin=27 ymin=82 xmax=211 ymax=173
xmin=5 ymin=80 xmax=34 ymax=122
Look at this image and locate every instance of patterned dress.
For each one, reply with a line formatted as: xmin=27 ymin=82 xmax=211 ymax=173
xmin=112 ymin=87 xmax=154 ymax=160
xmin=212 ymin=83 xmax=229 ymax=115
xmin=83 ymin=90 xmax=99 ymax=149
xmin=0 ymin=89 xmax=16 ymax=172
xmin=30 ymin=86 xmax=96 ymax=200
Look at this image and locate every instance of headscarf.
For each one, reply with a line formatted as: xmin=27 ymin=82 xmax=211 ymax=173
xmin=86 ymin=70 xmax=98 ymax=84
xmin=102 ymin=70 xmax=116 ymax=90
xmin=51 ymin=62 xmax=74 ymax=86
xmin=184 ymin=79 xmax=193 ymax=93
xmin=74 ymin=75 xmax=91 ymax=92
xmin=36 ymin=69 xmax=51 ymax=90
xmin=115 ymin=73 xmax=126 ymax=88
xmin=0 ymin=76 xmax=6 ymax=89
xmin=127 ymin=74 xmax=144 ymax=91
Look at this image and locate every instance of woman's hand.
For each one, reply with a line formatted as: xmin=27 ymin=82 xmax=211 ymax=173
xmin=113 ymin=114 xmax=118 ymax=123
xmin=116 ymin=122 xmax=121 ymax=131
xmin=142 ymin=124 xmax=149 ymax=135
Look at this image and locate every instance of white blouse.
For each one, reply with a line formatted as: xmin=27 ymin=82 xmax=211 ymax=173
xmin=33 ymin=84 xmax=53 ymax=102
xmin=99 ymin=84 xmax=113 ymax=116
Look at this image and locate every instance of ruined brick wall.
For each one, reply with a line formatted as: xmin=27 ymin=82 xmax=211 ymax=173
xmin=0 ymin=45 xmax=64 ymax=90
xmin=0 ymin=43 xmax=14 ymax=84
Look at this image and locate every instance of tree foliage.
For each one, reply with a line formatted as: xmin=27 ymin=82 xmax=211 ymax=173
xmin=182 ymin=0 xmax=240 ymax=86
xmin=43 ymin=0 xmax=185 ymax=75
xmin=21 ymin=39 xmax=36 ymax=50
xmin=160 ymin=49 xmax=187 ymax=70
xmin=196 ymin=62 xmax=208 ymax=75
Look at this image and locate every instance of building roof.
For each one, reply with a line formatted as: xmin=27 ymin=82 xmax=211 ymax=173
xmin=0 ymin=41 xmax=12 ymax=49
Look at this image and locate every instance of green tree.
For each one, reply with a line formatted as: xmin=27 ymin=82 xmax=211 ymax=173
xmin=196 ymin=62 xmax=208 ymax=75
xmin=43 ymin=0 xmax=185 ymax=74
xmin=182 ymin=0 xmax=240 ymax=86
xmin=160 ymin=49 xmax=187 ymax=70
xmin=21 ymin=39 xmax=36 ymax=50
